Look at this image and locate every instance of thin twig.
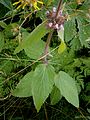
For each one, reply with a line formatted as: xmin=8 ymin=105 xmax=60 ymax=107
xmin=44 ymin=103 xmax=48 ymax=120
xmin=0 ymin=94 xmax=11 ymax=101
xmin=19 ymin=12 xmax=32 ymax=29
xmin=0 ymin=46 xmax=59 ymax=86
xmin=77 ymin=108 xmax=87 ymax=120
xmin=18 ymin=12 xmax=32 ymax=42
xmin=0 ymin=98 xmax=19 ymax=117
xmin=3 ymin=104 xmax=5 ymax=120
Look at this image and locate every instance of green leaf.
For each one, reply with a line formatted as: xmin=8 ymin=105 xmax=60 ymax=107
xmin=54 ymin=71 xmax=79 ymax=108
xmin=32 ymin=64 xmax=55 ymax=112
xmin=12 ymin=71 xmax=33 ymax=97
xmin=0 ymin=32 xmax=4 ymax=52
xmin=58 ymin=40 xmax=66 ymax=54
xmin=70 ymin=36 xmax=81 ymax=50
xmin=58 ymin=26 xmax=64 ymax=41
xmin=77 ymin=18 xmax=90 ymax=47
xmin=0 ymin=21 xmax=7 ymax=28
xmin=64 ymin=18 xmax=76 ymax=42
xmin=0 ymin=0 xmax=12 ymax=10
xmin=24 ymin=40 xmax=45 ymax=59
xmin=50 ymin=86 xmax=62 ymax=105
xmin=19 ymin=31 xmax=46 ymax=59
xmin=57 ymin=26 xmax=66 ymax=54
xmin=14 ymin=21 xmax=50 ymax=54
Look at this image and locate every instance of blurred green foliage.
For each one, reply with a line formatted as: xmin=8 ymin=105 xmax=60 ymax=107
xmin=0 ymin=0 xmax=90 ymax=119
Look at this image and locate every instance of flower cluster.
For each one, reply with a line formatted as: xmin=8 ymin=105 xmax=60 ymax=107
xmin=13 ymin=0 xmax=43 ymax=10
xmin=46 ymin=7 xmax=67 ymax=30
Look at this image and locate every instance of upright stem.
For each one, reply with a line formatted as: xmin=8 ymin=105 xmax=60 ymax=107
xmin=43 ymin=0 xmax=63 ymax=64
xmin=44 ymin=31 xmax=53 ymax=55
xmin=43 ymin=30 xmax=54 ymax=64
xmin=55 ymin=0 xmax=63 ymax=18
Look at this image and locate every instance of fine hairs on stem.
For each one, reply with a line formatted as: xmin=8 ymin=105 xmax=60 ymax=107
xmin=43 ymin=0 xmax=63 ymax=64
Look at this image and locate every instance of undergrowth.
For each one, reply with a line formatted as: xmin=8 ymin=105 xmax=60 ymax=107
xmin=0 ymin=0 xmax=90 ymax=119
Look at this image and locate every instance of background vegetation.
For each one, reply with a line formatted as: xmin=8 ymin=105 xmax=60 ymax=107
xmin=0 ymin=0 xmax=90 ymax=119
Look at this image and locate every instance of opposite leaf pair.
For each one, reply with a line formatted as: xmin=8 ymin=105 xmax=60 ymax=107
xmin=12 ymin=63 xmax=79 ymax=112
xmin=14 ymin=21 xmax=66 ymax=60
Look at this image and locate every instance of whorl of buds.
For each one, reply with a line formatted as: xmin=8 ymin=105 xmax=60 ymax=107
xmin=46 ymin=7 xmax=67 ymax=30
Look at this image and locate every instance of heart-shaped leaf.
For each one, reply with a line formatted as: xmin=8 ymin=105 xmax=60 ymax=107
xmin=54 ymin=71 xmax=79 ymax=108
xmin=12 ymin=71 xmax=33 ymax=97
xmin=32 ymin=64 xmax=55 ymax=112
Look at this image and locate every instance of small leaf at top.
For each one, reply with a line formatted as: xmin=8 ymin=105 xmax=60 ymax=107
xmin=58 ymin=26 xmax=64 ymax=41
xmin=58 ymin=40 xmax=66 ymax=54
xmin=54 ymin=71 xmax=79 ymax=108
xmin=32 ymin=64 xmax=55 ymax=112
xmin=57 ymin=27 xmax=66 ymax=54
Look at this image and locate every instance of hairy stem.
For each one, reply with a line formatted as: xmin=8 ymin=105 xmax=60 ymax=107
xmin=43 ymin=31 xmax=54 ymax=64
xmin=56 ymin=0 xmax=63 ymax=18
xmin=43 ymin=0 xmax=63 ymax=64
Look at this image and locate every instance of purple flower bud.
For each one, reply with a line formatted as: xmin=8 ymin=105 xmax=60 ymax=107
xmin=55 ymin=24 xmax=59 ymax=29
xmin=48 ymin=22 xmax=53 ymax=27
xmin=59 ymin=10 xmax=62 ymax=16
xmin=53 ymin=7 xmax=57 ymax=12
xmin=60 ymin=24 xmax=64 ymax=30
xmin=46 ymin=11 xmax=50 ymax=15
